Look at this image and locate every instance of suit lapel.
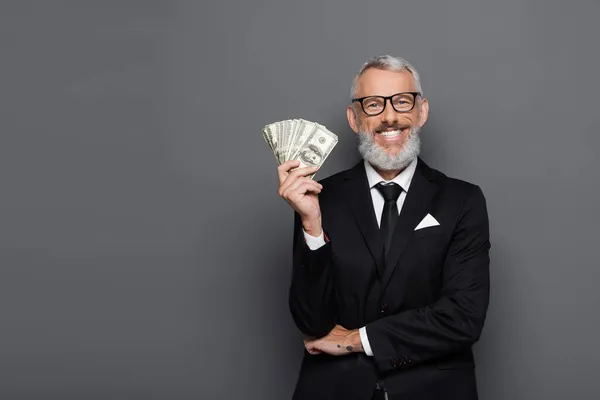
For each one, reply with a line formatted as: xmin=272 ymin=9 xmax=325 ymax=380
xmin=380 ymin=158 xmax=439 ymax=291
xmin=345 ymin=162 xmax=385 ymax=277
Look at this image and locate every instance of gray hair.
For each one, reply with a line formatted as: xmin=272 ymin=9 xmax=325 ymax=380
xmin=350 ymin=55 xmax=423 ymax=99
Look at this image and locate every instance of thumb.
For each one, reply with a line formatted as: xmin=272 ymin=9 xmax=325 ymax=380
xmin=304 ymin=341 xmax=322 ymax=355
xmin=303 ymin=338 xmax=320 ymax=353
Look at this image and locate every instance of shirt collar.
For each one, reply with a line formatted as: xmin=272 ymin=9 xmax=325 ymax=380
xmin=364 ymin=157 xmax=418 ymax=193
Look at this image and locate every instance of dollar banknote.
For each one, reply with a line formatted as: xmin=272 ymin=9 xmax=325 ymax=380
xmin=261 ymin=118 xmax=338 ymax=179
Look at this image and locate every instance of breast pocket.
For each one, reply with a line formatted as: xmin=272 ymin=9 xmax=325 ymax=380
xmin=412 ymin=225 xmax=444 ymax=238
xmin=410 ymin=225 xmax=448 ymax=279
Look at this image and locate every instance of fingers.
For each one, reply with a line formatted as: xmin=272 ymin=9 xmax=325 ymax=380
xmin=304 ymin=338 xmax=323 ymax=355
xmin=277 ymin=161 xmax=319 ymax=186
xmin=279 ymin=176 xmax=322 ymax=199
xmin=283 ymin=178 xmax=322 ymax=197
xmin=277 ymin=160 xmax=300 ymax=184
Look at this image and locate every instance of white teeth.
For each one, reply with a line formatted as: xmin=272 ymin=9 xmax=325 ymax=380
xmin=381 ymin=130 xmax=401 ymax=137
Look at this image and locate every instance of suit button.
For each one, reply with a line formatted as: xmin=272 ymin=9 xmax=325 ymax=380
xmin=380 ymin=303 xmax=388 ymax=313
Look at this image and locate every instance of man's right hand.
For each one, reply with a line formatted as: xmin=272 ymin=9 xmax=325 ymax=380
xmin=277 ymin=160 xmax=323 ymax=237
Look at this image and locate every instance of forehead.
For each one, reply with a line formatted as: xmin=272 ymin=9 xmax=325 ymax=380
xmin=355 ymin=68 xmax=416 ymax=97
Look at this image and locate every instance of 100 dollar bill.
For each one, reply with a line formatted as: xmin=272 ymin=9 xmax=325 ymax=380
xmin=291 ymin=123 xmax=338 ymax=179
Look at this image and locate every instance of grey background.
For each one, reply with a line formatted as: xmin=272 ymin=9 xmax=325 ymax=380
xmin=1 ymin=1 xmax=598 ymax=399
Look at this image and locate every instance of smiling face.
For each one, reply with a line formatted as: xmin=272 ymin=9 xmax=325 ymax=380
xmin=347 ymin=68 xmax=429 ymax=170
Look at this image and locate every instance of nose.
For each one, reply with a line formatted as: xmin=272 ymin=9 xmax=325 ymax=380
xmin=380 ymin=98 xmax=399 ymax=125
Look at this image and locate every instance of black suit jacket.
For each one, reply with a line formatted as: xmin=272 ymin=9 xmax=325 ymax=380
xmin=289 ymin=158 xmax=490 ymax=400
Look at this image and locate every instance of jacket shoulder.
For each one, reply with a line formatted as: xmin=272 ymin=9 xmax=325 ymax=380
xmin=315 ymin=164 xmax=356 ymax=187
xmin=313 ymin=164 xmax=359 ymax=204
xmin=315 ymin=172 xmax=349 ymax=187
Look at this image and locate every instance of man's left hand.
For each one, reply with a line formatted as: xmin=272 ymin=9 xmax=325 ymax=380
xmin=303 ymin=325 xmax=364 ymax=356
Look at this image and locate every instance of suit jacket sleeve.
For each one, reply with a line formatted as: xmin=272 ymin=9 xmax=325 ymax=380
xmin=365 ymin=185 xmax=491 ymax=373
xmin=288 ymin=212 xmax=338 ymax=338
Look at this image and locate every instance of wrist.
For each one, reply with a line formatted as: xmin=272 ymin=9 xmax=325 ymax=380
xmin=345 ymin=330 xmax=364 ymax=353
xmin=302 ymin=215 xmax=322 ymax=237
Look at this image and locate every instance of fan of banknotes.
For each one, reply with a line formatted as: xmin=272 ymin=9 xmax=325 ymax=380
xmin=261 ymin=118 xmax=338 ymax=179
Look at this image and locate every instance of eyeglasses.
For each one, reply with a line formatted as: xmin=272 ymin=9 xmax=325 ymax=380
xmin=352 ymin=92 xmax=420 ymax=116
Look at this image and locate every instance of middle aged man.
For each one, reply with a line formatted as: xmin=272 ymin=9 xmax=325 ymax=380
xmin=277 ymin=55 xmax=490 ymax=400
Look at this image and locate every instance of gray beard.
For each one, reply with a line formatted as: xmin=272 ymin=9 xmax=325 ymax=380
xmin=356 ymin=126 xmax=421 ymax=171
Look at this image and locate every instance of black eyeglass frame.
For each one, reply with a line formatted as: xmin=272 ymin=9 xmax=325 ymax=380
xmin=351 ymin=91 xmax=421 ymax=116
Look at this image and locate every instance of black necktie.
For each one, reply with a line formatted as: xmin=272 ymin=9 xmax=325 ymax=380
xmin=375 ymin=182 xmax=403 ymax=259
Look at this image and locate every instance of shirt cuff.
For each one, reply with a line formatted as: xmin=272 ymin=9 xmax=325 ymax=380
xmin=359 ymin=326 xmax=373 ymax=356
xmin=302 ymin=229 xmax=326 ymax=250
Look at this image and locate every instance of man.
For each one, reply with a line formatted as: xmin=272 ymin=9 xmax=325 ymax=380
xmin=277 ymin=55 xmax=490 ymax=400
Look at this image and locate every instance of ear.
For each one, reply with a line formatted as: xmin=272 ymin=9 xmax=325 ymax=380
xmin=417 ymin=97 xmax=429 ymax=127
xmin=347 ymin=105 xmax=359 ymax=133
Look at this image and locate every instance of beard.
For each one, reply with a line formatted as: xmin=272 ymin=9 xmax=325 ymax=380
xmin=356 ymin=125 xmax=421 ymax=171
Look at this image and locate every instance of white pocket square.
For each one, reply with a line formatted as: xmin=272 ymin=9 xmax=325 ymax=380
xmin=414 ymin=213 xmax=440 ymax=231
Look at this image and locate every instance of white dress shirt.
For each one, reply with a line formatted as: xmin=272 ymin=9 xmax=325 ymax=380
xmin=302 ymin=158 xmax=418 ymax=356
